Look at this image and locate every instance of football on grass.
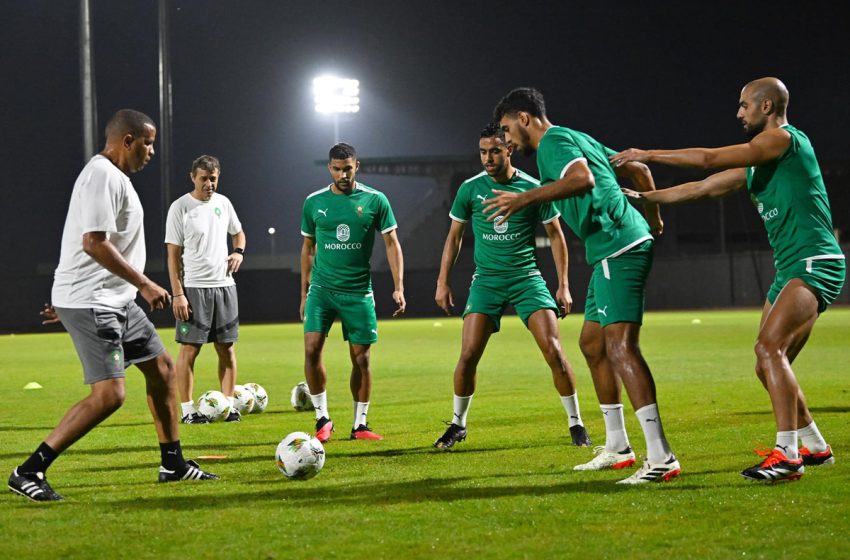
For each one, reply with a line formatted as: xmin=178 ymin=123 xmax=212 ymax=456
xmin=197 ymin=390 xmax=230 ymax=422
xmin=233 ymin=384 xmax=255 ymax=414
xmin=290 ymin=381 xmax=314 ymax=411
xmin=275 ymin=431 xmax=325 ymax=480
xmin=243 ymin=382 xmax=268 ymax=412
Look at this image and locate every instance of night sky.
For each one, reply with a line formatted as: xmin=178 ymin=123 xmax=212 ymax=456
xmin=3 ymin=0 xmax=849 ymax=272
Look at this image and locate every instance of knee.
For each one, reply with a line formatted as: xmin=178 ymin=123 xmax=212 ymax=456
xmin=579 ymin=335 xmax=603 ymax=365
xmin=215 ymin=343 xmax=236 ymax=363
xmin=97 ymin=383 xmax=126 ymax=412
xmin=352 ymin=351 xmax=371 ymax=373
xmin=754 ymin=337 xmax=783 ymax=368
xmin=157 ymin=354 xmax=176 ymax=386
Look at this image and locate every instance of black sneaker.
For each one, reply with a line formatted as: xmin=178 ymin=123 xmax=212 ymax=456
xmin=569 ymin=424 xmax=592 ymax=447
xmin=181 ymin=412 xmax=211 ymax=424
xmin=8 ymin=469 xmax=64 ymax=502
xmin=434 ymin=422 xmax=467 ymax=450
xmin=158 ymin=460 xmax=220 ymax=483
xmin=224 ymin=409 xmax=241 ymax=422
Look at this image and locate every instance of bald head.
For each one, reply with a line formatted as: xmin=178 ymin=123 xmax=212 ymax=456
xmin=743 ymin=77 xmax=789 ymax=117
xmin=104 ymin=109 xmax=156 ymax=142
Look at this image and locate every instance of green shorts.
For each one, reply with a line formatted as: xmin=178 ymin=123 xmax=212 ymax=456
xmin=303 ymin=284 xmax=378 ymax=344
xmin=768 ymin=256 xmax=845 ymax=313
xmin=462 ymin=271 xmax=557 ymax=332
xmin=585 ymin=240 xmax=653 ymax=326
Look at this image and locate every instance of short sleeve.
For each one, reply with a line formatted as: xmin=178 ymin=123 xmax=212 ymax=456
xmin=376 ymin=193 xmax=397 ymax=234
xmin=164 ymin=199 xmax=184 ymax=245
xmin=449 ymin=182 xmax=471 ymax=222
xmin=538 ymin=131 xmax=586 ymax=184
xmin=537 ymin=201 xmax=561 ymax=225
xmin=301 ymin=198 xmax=316 ymax=237
xmin=78 ymin=164 xmax=121 ymax=234
xmin=226 ymin=198 xmax=242 ymax=236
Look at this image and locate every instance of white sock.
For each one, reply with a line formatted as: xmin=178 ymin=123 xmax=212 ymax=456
xmin=600 ymin=404 xmax=630 ymax=453
xmin=635 ymin=403 xmax=673 ymax=463
xmin=181 ymin=400 xmax=195 ymax=417
xmin=560 ymin=393 xmax=583 ymax=427
xmin=310 ymin=391 xmax=329 ymax=421
xmin=798 ymin=421 xmax=828 ymax=453
xmin=227 ymin=396 xmax=235 ymax=412
xmin=775 ymin=430 xmax=799 ymax=459
xmin=353 ymin=401 xmax=369 ymax=428
xmin=453 ymin=394 xmax=473 ymax=428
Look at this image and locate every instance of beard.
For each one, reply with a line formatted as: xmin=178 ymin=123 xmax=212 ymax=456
xmin=743 ymin=119 xmax=765 ymax=140
xmin=517 ymin=127 xmax=535 ymax=156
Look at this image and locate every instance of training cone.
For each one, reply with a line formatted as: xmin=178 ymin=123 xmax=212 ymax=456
xmin=23 ymin=382 xmax=43 ymax=390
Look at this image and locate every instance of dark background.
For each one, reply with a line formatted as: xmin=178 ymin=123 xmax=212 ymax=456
xmin=2 ymin=1 xmax=848 ymax=332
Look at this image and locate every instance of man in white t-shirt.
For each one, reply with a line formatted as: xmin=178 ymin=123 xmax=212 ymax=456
xmin=165 ymin=155 xmax=246 ymax=423
xmin=8 ymin=110 xmax=218 ymax=502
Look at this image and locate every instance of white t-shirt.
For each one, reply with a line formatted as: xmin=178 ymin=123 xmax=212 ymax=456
xmin=164 ymin=192 xmax=242 ymax=287
xmin=52 ymin=155 xmax=146 ymax=310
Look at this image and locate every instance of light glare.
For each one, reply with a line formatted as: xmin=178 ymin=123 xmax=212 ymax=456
xmin=313 ymin=76 xmax=360 ymax=114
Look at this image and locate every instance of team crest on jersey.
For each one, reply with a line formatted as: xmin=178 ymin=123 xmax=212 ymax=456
xmin=356 ymin=206 xmax=363 ymax=217
xmin=336 ymin=224 xmax=351 ymax=242
xmin=493 ymin=217 xmax=509 ymax=234
xmin=214 ymin=207 xmax=222 ymax=217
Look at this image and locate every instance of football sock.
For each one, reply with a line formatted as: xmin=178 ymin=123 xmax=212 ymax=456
xmin=560 ymin=393 xmax=583 ymax=427
xmin=310 ymin=391 xmax=329 ymax=421
xmin=798 ymin=421 xmax=828 ymax=452
xmin=19 ymin=442 xmax=59 ymax=474
xmin=353 ymin=401 xmax=370 ymax=428
xmin=600 ymin=404 xmax=630 ymax=453
xmin=181 ymin=400 xmax=195 ymax=417
xmin=160 ymin=441 xmax=185 ymax=471
xmin=453 ymin=394 xmax=473 ymax=428
xmin=775 ymin=431 xmax=799 ymax=459
xmin=227 ymin=396 xmax=235 ymax=412
xmin=635 ymin=403 xmax=673 ymax=463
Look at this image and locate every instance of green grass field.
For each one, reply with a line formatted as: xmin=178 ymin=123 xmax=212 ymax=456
xmin=1 ymin=309 xmax=848 ymax=559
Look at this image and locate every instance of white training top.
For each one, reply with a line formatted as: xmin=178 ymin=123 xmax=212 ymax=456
xmin=164 ymin=192 xmax=242 ymax=287
xmin=52 ymin=155 xmax=146 ymax=310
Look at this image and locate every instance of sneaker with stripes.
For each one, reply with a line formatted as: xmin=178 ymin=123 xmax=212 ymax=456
xmin=573 ymin=446 xmax=636 ymax=471
xmin=741 ymin=449 xmax=804 ymax=483
xmin=158 ymin=459 xmax=219 ymax=483
xmin=616 ymin=455 xmax=681 ymax=485
xmin=8 ymin=469 xmax=64 ymax=502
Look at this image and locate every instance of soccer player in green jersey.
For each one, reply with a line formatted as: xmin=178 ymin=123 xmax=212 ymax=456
xmin=433 ymin=123 xmax=591 ymax=450
xmin=611 ymin=77 xmax=845 ymax=483
xmin=300 ymin=143 xmax=406 ymax=442
xmin=486 ymin=88 xmax=681 ymax=485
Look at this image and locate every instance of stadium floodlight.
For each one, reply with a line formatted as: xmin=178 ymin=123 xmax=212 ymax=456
xmin=313 ymin=75 xmax=359 ymax=144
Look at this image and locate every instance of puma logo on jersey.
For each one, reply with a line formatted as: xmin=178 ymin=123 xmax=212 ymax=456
xmin=371 ymin=329 xmax=378 ymax=334
xmin=476 ymin=194 xmax=487 ymax=202
xmin=317 ymin=209 xmax=328 ymax=217
xmin=598 ymin=306 xmax=608 ymax=317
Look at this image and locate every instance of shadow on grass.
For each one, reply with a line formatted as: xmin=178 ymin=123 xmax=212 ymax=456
xmin=92 ymin=474 xmax=710 ymax=510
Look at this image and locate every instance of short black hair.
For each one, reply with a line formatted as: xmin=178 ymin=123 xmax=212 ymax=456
xmin=479 ymin=122 xmax=506 ymax=141
xmin=493 ymin=88 xmax=547 ymax=121
xmin=329 ymin=142 xmax=357 ymax=162
xmin=104 ymin=109 xmax=156 ymax=140
xmin=191 ymin=155 xmax=221 ymax=175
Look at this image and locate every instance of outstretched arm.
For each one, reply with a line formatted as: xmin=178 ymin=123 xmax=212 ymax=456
xmin=544 ymin=219 xmax=572 ymax=317
xmin=622 ymin=168 xmax=747 ymax=205
xmin=435 ymin=220 xmax=465 ymax=315
xmin=299 ymin=236 xmax=316 ymax=321
xmin=609 ymin=128 xmax=791 ymax=170
xmin=383 ymin=229 xmax=406 ymax=317
xmin=482 ymin=160 xmax=595 ymax=223
xmin=615 ymin=161 xmax=663 ymax=236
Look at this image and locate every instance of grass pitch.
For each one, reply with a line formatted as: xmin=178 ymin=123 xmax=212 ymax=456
xmin=1 ymin=309 xmax=848 ymax=559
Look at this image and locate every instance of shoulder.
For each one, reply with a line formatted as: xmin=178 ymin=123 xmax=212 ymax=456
xmin=461 ymin=171 xmax=488 ymax=186
xmin=304 ymin=186 xmax=331 ymax=205
xmin=357 ymin=184 xmax=391 ymax=204
xmin=513 ymin=169 xmax=541 ymax=187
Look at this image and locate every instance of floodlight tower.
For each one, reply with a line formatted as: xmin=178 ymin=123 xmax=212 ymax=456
xmin=313 ymin=76 xmax=360 ymax=145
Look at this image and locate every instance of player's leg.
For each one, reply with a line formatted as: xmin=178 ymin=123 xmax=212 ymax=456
xmin=742 ymin=279 xmax=819 ymax=482
xmin=176 ymin=343 xmax=205 ymax=423
xmin=341 ymin=290 xmax=382 ymax=440
xmin=214 ymin=285 xmax=240 ymax=421
xmin=9 ymin=307 xmax=130 ymax=501
xmin=526 ymin=308 xmax=590 ymax=446
xmin=303 ymin=285 xmax=336 ymax=441
xmin=574 ymin=270 xmax=634 ymax=471
xmin=214 ymin=342 xmax=239 ymax=421
xmin=136 ymin=352 xmax=218 ymax=483
xmin=434 ymin=313 xmax=494 ymax=449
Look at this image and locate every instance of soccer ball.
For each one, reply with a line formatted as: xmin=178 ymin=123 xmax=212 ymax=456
xmin=233 ymin=384 xmax=255 ymax=415
xmin=275 ymin=431 xmax=325 ymax=480
xmin=290 ymin=381 xmax=314 ymax=411
xmin=197 ymin=390 xmax=231 ymax=422
xmin=244 ymin=382 xmax=268 ymax=413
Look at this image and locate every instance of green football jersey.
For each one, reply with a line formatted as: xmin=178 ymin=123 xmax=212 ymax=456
xmin=301 ymin=182 xmax=397 ymax=294
xmin=746 ymin=124 xmax=843 ymax=270
xmin=450 ymin=169 xmax=559 ymax=276
xmin=536 ymin=126 xmax=651 ymax=265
